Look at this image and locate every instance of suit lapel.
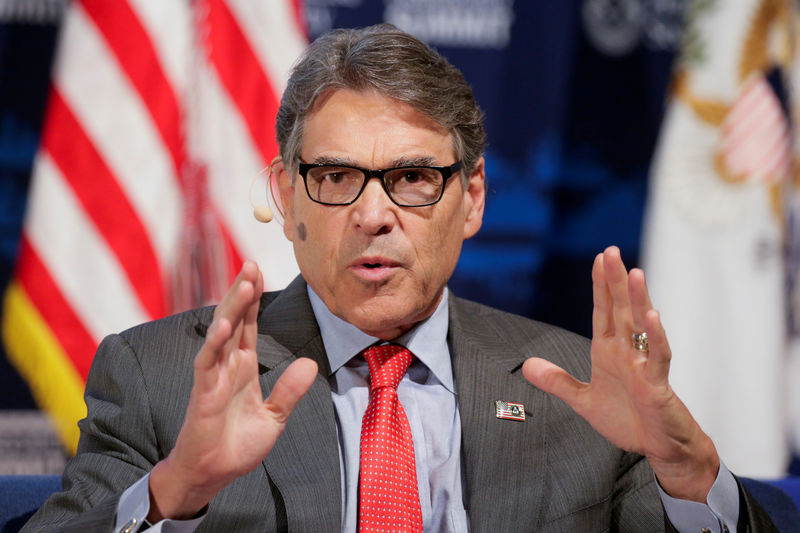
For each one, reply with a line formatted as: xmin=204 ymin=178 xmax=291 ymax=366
xmin=256 ymin=276 xmax=331 ymax=374
xmin=449 ymin=296 xmax=550 ymax=532
xmin=254 ymin=277 xmax=341 ymax=532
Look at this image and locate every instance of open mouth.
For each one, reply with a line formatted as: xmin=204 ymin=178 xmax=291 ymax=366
xmin=350 ymin=258 xmax=399 ymax=279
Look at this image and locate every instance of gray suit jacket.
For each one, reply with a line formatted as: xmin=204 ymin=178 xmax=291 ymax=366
xmin=23 ymin=277 xmax=776 ymax=532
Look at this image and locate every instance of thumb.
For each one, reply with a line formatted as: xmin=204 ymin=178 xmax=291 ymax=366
xmin=264 ymin=358 xmax=318 ymax=425
xmin=522 ymin=357 xmax=586 ymax=412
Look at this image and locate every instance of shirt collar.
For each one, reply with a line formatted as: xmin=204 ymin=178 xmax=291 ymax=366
xmin=306 ymin=285 xmax=454 ymax=393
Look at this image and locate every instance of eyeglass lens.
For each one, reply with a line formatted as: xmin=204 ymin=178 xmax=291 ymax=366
xmin=305 ymin=166 xmax=444 ymax=206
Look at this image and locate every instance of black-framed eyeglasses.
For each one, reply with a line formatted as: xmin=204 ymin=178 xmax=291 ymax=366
xmin=297 ymin=160 xmax=463 ymax=207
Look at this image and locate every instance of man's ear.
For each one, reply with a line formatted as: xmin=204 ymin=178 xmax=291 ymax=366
xmin=274 ymin=159 xmax=297 ymax=241
xmin=463 ymin=157 xmax=485 ymax=239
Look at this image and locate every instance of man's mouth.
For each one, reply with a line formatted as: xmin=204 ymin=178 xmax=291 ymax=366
xmin=349 ymin=257 xmax=401 ymax=280
xmin=352 ymin=256 xmax=399 ymax=268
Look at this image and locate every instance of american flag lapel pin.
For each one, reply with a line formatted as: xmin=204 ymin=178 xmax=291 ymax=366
xmin=495 ymin=400 xmax=525 ymax=421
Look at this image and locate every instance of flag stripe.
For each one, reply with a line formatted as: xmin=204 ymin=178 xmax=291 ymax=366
xmin=724 ymin=77 xmax=768 ymax=120
xmin=200 ymin=0 xmax=301 ymax=289
xmin=719 ymin=74 xmax=790 ymax=184
xmin=226 ymin=0 xmax=307 ymax=96
xmin=54 ymin=3 xmax=183 ymax=269
xmin=26 ymin=153 xmax=150 ymax=339
xmin=2 ymin=282 xmax=86 ymax=454
xmin=83 ymin=0 xmax=245 ymax=290
xmin=725 ymin=123 xmax=786 ymax=176
xmin=217 ymin=217 xmax=245 ymax=283
xmin=722 ymin=92 xmax=774 ymax=146
xmin=81 ymin=0 xmax=187 ymax=180
xmin=759 ymin=142 xmax=790 ymax=182
xmin=290 ymin=0 xmax=307 ymax=40
xmin=196 ymin=58 xmax=297 ymax=289
xmin=42 ymin=89 xmax=166 ymax=319
xmin=724 ymin=113 xmax=784 ymax=159
xmin=205 ymin=0 xmax=281 ymax=162
xmin=126 ymin=0 xmax=192 ymax=105
xmin=723 ymin=100 xmax=778 ymax=150
xmin=726 ymin=124 xmax=789 ymax=182
xmin=14 ymin=238 xmax=96 ymax=381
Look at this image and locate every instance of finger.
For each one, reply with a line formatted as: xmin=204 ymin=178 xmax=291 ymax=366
xmin=264 ymin=358 xmax=319 ymax=425
xmin=628 ymin=268 xmax=653 ymax=334
xmin=197 ymin=271 xmax=256 ymax=373
xmin=220 ymin=279 xmax=255 ymax=356
xmin=213 ymin=261 xmax=260 ymax=321
xmin=592 ymin=253 xmax=614 ymax=338
xmin=215 ymin=262 xmax=259 ymax=353
xmin=522 ymin=357 xmax=588 ymax=415
xmin=194 ymin=316 xmax=232 ymax=378
xmin=643 ymin=309 xmax=672 ymax=383
xmin=241 ymin=266 xmax=264 ymax=352
xmin=602 ymin=246 xmax=633 ymax=337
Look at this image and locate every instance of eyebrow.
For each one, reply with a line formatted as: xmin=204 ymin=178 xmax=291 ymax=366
xmin=310 ymin=155 xmax=359 ymax=166
xmin=309 ymin=155 xmax=439 ymax=168
xmin=388 ymin=156 xmax=437 ymax=168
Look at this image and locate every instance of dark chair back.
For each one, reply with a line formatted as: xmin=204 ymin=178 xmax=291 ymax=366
xmin=0 ymin=475 xmax=61 ymax=533
xmin=742 ymin=477 xmax=800 ymax=533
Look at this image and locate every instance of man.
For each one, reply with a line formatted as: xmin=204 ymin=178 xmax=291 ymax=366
xmin=24 ymin=24 xmax=775 ymax=532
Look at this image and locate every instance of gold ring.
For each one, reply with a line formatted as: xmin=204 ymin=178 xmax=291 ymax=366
xmin=632 ymin=332 xmax=649 ymax=352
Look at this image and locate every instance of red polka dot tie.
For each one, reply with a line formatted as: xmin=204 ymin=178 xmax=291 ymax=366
xmin=358 ymin=344 xmax=423 ymax=532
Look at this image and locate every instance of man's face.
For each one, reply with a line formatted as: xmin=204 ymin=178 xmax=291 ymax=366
xmin=279 ymin=89 xmax=485 ymax=339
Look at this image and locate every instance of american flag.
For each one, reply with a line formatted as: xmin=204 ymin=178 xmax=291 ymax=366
xmin=719 ymin=72 xmax=791 ymax=185
xmin=495 ymin=400 xmax=525 ymax=421
xmin=1 ymin=0 xmax=306 ymax=454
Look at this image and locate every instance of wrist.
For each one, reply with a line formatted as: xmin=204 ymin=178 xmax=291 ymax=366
xmin=650 ymin=433 xmax=720 ymax=503
xmin=147 ymin=458 xmax=214 ymax=522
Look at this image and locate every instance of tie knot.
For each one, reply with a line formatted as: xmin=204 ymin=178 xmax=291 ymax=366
xmin=363 ymin=344 xmax=413 ymax=391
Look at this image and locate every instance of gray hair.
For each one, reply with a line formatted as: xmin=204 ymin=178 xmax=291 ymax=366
xmin=275 ymin=24 xmax=486 ymax=185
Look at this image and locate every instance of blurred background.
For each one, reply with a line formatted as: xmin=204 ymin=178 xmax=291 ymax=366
xmin=1 ymin=0 xmax=799 ymax=479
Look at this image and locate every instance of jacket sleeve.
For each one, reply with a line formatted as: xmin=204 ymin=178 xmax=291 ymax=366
xmin=22 ymin=333 xmax=164 ymax=533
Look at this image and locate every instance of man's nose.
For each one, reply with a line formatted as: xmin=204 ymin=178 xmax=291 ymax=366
xmin=352 ymin=178 xmax=396 ymax=235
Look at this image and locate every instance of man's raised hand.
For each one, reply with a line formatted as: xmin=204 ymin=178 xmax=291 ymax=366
xmin=148 ymin=261 xmax=318 ymax=521
xmin=522 ymin=246 xmax=719 ymax=502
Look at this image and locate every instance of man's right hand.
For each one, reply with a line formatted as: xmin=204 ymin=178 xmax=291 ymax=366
xmin=147 ymin=261 xmax=318 ymax=522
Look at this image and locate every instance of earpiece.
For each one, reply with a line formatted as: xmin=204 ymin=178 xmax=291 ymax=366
xmin=250 ymin=156 xmax=284 ymax=224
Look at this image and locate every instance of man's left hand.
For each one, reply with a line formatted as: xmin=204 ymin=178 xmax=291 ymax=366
xmin=522 ymin=246 xmax=719 ymax=502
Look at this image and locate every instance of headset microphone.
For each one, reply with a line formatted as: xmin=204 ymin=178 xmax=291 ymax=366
xmin=250 ymin=156 xmax=283 ymax=224
xmin=253 ymin=204 xmax=274 ymax=223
